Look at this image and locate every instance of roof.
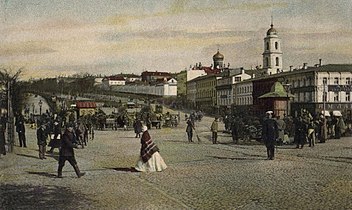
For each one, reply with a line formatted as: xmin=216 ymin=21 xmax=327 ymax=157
xmin=142 ymin=71 xmax=171 ymax=77
xmin=259 ymin=82 xmax=294 ymax=98
xmin=267 ymin=24 xmax=278 ymax=36
xmin=213 ymin=50 xmax=224 ymax=59
xmin=76 ymin=101 xmax=97 ymax=108
xmin=106 ymin=75 xmax=125 ymax=81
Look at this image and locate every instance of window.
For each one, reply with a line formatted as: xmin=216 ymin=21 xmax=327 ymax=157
xmin=266 ymin=57 xmax=269 ymax=67
xmin=276 ymin=57 xmax=279 ymax=66
xmin=266 ymin=42 xmax=269 ymax=50
xmin=334 ymin=92 xmax=339 ymax=102
xmin=323 ymin=77 xmax=328 ymax=85
xmin=346 ymin=92 xmax=351 ymax=102
xmin=334 ymin=77 xmax=339 ymax=85
xmin=346 ymin=77 xmax=351 ymax=85
xmin=275 ymin=42 xmax=278 ymax=50
xmin=235 ymin=77 xmax=241 ymax=82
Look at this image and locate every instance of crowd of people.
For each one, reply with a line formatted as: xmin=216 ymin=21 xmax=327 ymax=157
xmin=9 ymin=104 xmax=169 ymax=176
xmin=224 ymin=108 xmax=349 ymax=160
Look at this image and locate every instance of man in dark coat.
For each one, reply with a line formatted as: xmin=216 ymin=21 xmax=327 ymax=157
xmin=133 ymin=118 xmax=143 ymax=138
xmin=186 ymin=118 xmax=195 ymax=142
xmin=37 ymin=121 xmax=49 ymax=159
xmin=16 ymin=115 xmax=26 ymax=147
xmin=262 ymin=111 xmax=279 ymax=160
xmin=57 ymin=123 xmax=85 ymax=178
xmin=231 ymin=117 xmax=241 ymax=144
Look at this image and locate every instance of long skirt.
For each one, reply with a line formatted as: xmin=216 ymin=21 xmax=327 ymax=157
xmin=134 ymin=152 xmax=167 ymax=172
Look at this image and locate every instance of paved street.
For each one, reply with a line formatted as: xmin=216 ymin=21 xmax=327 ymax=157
xmin=0 ymin=113 xmax=351 ymax=210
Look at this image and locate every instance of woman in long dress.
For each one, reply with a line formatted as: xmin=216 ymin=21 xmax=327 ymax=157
xmin=134 ymin=125 xmax=167 ymax=172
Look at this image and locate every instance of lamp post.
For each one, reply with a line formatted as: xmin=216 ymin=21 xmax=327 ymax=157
xmin=38 ymin=100 xmax=43 ymax=116
xmin=283 ymin=83 xmax=292 ymax=116
xmin=32 ymin=103 xmax=35 ymax=115
xmin=323 ymin=84 xmax=326 ymax=115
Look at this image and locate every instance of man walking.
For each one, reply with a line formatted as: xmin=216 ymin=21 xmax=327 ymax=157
xmin=16 ymin=115 xmax=26 ymax=147
xmin=262 ymin=111 xmax=279 ymax=160
xmin=231 ymin=117 xmax=241 ymax=144
xmin=57 ymin=123 xmax=85 ymax=178
xmin=186 ymin=118 xmax=195 ymax=142
xmin=37 ymin=121 xmax=49 ymax=159
xmin=211 ymin=117 xmax=219 ymax=144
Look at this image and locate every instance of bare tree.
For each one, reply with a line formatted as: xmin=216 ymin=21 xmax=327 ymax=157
xmin=0 ymin=67 xmax=23 ymax=153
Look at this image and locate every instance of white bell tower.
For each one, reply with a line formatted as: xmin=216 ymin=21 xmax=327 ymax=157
xmin=262 ymin=18 xmax=282 ymax=75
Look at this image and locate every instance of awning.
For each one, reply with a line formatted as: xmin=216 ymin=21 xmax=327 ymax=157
xmin=321 ymin=110 xmax=330 ymax=117
xmin=332 ymin=110 xmax=342 ymax=117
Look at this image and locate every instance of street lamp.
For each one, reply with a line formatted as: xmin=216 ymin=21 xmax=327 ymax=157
xmin=283 ymin=83 xmax=292 ymax=116
xmin=38 ymin=100 xmax=43 ymax=116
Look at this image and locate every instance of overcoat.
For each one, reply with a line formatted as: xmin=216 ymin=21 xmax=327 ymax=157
xmin=59 ymin=130 xmax=77 ymax=157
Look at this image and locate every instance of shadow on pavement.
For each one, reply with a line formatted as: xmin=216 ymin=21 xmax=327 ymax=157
xmin=209 ymin=156 xmax=263 ymax=161
xmin=16 ymin=153 xmax=40 ymax=159
xmin=0 ymin=184 xmax=92 ymax=210
xmin=26 ymin=171 xmax=57 ymax=178
xmin=105 ymin=167 xmax=140 ymax=173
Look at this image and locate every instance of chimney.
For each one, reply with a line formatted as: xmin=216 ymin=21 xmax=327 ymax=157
xmin=303 ymin=63 xmax=308 ymax=69
xmin=241 ymin=67 xmax=244 ymax=74
xmin=319 ymin=59 xmax=322 ymax=66
xmin=290 ymin=66 xmax=293 ymax=71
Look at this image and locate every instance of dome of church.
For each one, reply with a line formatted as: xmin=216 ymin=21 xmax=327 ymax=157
xmin=267 ymin=24 xmax=278 ymax=35
xmin=213 ymin=50 xmax=224 ymax=60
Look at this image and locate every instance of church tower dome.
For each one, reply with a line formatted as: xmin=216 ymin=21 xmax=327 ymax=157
xmin=213 ymin=50 xmax=224 ymax=69
xmin=262 ymin=20 xmax=283 ymax=75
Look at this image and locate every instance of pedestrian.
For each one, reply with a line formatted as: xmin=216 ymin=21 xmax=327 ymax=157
xmin=276 ymin=116 xmax=286 ymax=145
xmin=334 ymin=116 xmax=346 ymax=139
xmin=37 ymin=121 xmax=49 ymax=159
xmin=186 ymin=118 xmax=195 ymax=142
xmin=76 ymin=121 xmax=87 ymax=148
xmin=0 ymin=116 xmax=6 ymax=157
xmin=210 ymin=117 xmax=219 ymax=144
xmin=47 ymin=115 xmax=62 ymax=154
xmin=262 ymin=111 xmax=279 ymax=160
xmin=133 ymin=118 xmax=143 ymax=138
xmin=231 ymin=117 xmax=240 ymax=144
xmin=294 ymin=115 xmax=307 ymax=148
xmin=57 ymin=123 xmax=85 ymax=178
xmin=318 ymin=114 xmax=328 ymax=143
xmin=134 ymin=125 xmax=167 ymax=172
xmin=15 ymin=114 xmax=26 ymax=147
xmin=307 ymin=120 xmax=316 ymax=147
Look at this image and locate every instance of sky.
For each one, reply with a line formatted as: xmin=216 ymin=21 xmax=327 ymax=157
xmin=0 ymin=0 xmax=352 ymax=80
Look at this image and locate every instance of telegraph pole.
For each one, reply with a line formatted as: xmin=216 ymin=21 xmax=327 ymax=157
xmin=7 ymin=80 xmax=14 ymax=153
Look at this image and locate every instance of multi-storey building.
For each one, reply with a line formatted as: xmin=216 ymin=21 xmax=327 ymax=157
xmin=189 ymin=74 xmax=222 ymax=113
xmin=233 ymin=63 xmax=352 ymax=119
xmin=216 ymin=68 xmax=252 ymax=113
xmin=176 ymin=68 xmax=207 ymax=97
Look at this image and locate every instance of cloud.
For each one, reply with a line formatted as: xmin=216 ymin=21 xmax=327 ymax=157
xmin=0 ymin=42 xmax=56 ymax=57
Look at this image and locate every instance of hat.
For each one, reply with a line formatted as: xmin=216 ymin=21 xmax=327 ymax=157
xmin=142 ymin=125 xmax=148 ymax=132
xmin=266 ymin=111 xmax=273 ymax=115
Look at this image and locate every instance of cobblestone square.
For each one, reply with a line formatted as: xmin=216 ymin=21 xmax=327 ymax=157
xmin=1 ymin=115 xmax=351 ymax=210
